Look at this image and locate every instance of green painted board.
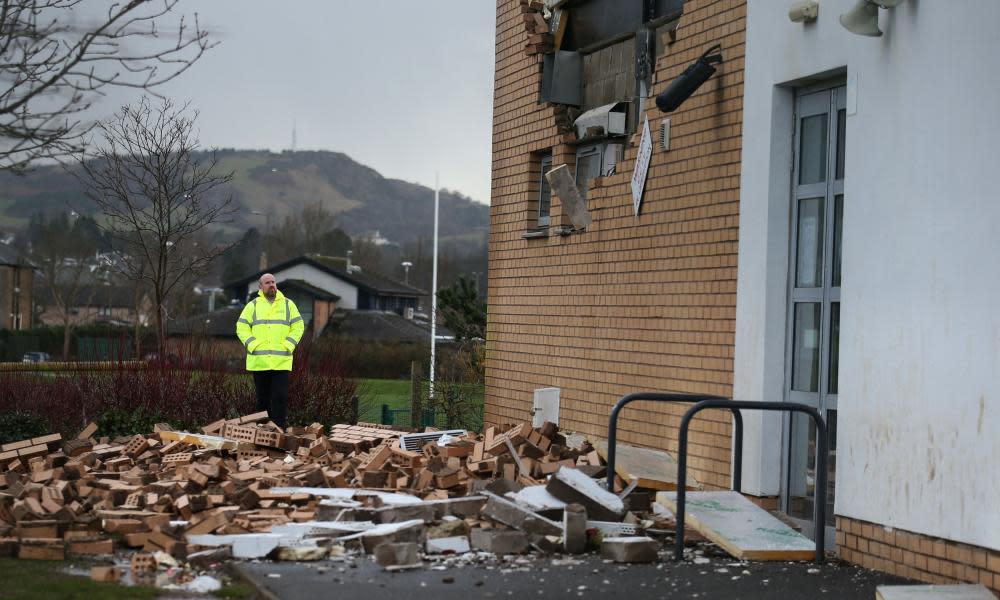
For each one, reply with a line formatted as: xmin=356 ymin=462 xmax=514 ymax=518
xmin=656 ymin=490 xmax=815 ymax=561
xmin=594 ymin=440 xmax=700 ymax=491
xmin=876 ymin=585 xmax=997 ymax=600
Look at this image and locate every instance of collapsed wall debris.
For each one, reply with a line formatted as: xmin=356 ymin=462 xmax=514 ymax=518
xmin=0 ymin=409 xmax=785 ymax=590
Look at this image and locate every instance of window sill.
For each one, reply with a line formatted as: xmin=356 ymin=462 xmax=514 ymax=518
xmin=522 ymin=226 xmax=581 ymax=239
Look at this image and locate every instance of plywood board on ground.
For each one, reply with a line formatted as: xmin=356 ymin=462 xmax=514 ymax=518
xmin=656 ymin=491 xmax=815 ymax=561
xmin=876 ymin=585 xmax=997 ymax=600
xmin=594 ymin=440 xmax=700 ymax=491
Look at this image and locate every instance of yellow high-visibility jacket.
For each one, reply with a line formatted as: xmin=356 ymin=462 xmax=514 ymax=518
xmin=235 ymin=290 xmax=304 ymax=371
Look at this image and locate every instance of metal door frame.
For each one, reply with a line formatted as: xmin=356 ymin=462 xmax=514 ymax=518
xmin=780 ymin=81 xmax=846 ymax=544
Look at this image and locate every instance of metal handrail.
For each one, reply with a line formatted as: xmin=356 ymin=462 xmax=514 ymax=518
xmin=674 ymin=399 xmax=829 ymax=563
xmin=605 ymin=392 xmax=742 ymax=493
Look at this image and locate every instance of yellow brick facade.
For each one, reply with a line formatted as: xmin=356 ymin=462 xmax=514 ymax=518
xmin=487 ymin=0 xmax=746 ymax=489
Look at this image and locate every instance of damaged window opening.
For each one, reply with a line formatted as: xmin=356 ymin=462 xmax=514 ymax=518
xmin=538 ymin=153 xmax=553 ymax=227
xmin=575 ymin=145 xmax=602 ymax=202
xmin=541 ymin=0 xmax=682 ymax=138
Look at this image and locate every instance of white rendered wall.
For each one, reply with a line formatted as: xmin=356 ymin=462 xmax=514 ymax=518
xmin=244 ymin=264 xmax=358 ymax=309
xmin=736 ymin=0 xmax=1000 ymax=550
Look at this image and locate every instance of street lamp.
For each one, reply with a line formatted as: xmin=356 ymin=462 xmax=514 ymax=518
xmin=401 ymin=261 xmax=413 ymax=285
xmin=250 ymin=210 xmax=272 ymax=233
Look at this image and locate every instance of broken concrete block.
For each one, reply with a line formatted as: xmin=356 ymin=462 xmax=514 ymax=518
xmin=563 ymin=503 xmax=587 ymax=554
xmin=185 ymin=546 xmax=232 ymax=568
xmin=601 ymin=536 xmax=659 ymax=563
xmin=428 ymin=520 xmax=470 ymax=539
xmin=274 ymin=545 xmax=328 ymax=561
xmin=546 ymin=467 xmax=625 ymax=521
xmin=470 ymin=528 xmax=529 ymax=555
xmin=509 ymin=485 xmax=567 ymax=513
xmin=425 ymin=536 xmax=471 ymax=554
xmin=480 ymin=492 xmax=562 ymax=536
xmin=532 ymin=535 xmax=563 ymax=554
xmin=425 ymin=496 xmax=487 ymax=519
xmin=360 ymin=520 xmax=425 ymax=554
xmin=374 ymin=542 xmax=421 ymax=568
xmin=373 ymin=503 xmax=436 ymax=524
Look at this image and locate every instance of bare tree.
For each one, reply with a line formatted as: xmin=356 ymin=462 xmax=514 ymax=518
xmin=29 ymin=211 xmax=101 ymax=359
xmin=0 ymin=0 xmax=213 ymax=173
xmin=80 ymin=97 xmax=233 ymax=354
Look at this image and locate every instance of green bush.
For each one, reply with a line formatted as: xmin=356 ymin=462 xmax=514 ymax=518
xmin=0 ymin=411 xmax=50 ymax=445
xmin=95 ymin=410 xmax=172 ymax=439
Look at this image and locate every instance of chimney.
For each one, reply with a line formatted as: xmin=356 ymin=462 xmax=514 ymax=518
xmin=259 ymin=251 xmax=268 ymax=271
xmin=346 ymin=250 xmax=352 ymax=272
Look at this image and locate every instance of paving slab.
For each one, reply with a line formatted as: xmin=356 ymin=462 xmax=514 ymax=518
xmin=876 ymin=585 xmax=997 ymax=600
xmin=508 ymin=485 xmax=567 ymax=512
xmin=595 ymin=439 xmax=701 ymax=491
xmin=657 ymin=490 xmax=815 ymax=561
xmin=546 ymin=466 xmax=624 ymax=521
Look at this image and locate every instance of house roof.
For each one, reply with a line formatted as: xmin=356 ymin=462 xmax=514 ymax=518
xmin=224 ymin=254 xmax=426 ymax=299
xmin=0 ymin=244 xmax=29 ymax=268
xmin=166 ymin=306 xmax=243 ymax=338
xmin=321 ymin=309 xmax=453 ymax=344
xmin=277 ymin=279 xmax=340 ymax=302
xmin=36 ymin=285 xmax=138 ymax=309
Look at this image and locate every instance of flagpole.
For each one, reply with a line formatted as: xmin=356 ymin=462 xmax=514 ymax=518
xmin=429 ymin=172 xmax=439 ymax=401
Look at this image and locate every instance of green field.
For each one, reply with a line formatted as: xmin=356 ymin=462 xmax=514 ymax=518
xmin=355 ymin=378 xmax=484 ymax=431
xmin=356 ymin=378 xmax=411 ymax=423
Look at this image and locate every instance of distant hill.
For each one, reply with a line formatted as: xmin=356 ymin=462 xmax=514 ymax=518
xmin=0 ymin=149 xmax=488 ymax=248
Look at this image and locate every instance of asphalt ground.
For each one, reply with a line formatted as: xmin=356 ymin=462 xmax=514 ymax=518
xmin=235 ymin=548 xmax=915 ymax=600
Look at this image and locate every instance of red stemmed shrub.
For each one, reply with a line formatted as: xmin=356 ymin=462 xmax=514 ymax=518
xmin=0 ymin=336 xmax=358 ymax=441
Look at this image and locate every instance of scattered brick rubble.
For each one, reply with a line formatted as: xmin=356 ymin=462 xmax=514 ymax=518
xmin=0 ymin=412 xmax=682 ymax=589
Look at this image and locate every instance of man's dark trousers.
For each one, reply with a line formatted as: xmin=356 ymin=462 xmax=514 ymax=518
xmin=252 ymin=370 xmax=289 ymax=427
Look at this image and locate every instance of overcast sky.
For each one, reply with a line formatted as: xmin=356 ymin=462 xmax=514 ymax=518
xmin=91 ymin=1 xmax=496 ymax=205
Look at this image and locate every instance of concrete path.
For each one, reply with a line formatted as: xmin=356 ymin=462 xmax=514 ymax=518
xmin=235 ymin=551 xmax=914 ymax=600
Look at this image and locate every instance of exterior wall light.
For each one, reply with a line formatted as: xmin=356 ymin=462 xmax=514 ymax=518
xmin=840 ymin=0 xmax=905 ymax=37
xmin=655 ymin=44 xmax=724 ymax=113
xmin=789 ymin=1 xmax=819 ymax=23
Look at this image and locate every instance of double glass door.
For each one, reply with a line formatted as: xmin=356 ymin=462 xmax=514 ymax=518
xmin=784 ymin=86 xmax=845 ymax=533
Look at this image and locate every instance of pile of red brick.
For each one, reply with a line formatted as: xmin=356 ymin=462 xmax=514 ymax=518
xmin=0 ymin=413 xmax=604 ymax=563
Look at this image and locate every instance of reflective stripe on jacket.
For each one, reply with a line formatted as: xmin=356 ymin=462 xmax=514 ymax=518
xmin=235 ymin=289 xmax=304 ymax=371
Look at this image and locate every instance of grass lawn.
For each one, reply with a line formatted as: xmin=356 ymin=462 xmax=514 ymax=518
xmin=356 ymin=378 xmax=484 ymax=430
xmin=356 ymin=378 xmax=411 ymax=423
xmin=0 ymin=558 xmax=254 ymax=599
xmin=0 ymin=558 xmax=158 ymax=599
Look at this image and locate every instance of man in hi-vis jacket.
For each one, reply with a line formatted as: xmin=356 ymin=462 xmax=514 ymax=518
xmin=236 ymin=273 xmax=304 ymax=427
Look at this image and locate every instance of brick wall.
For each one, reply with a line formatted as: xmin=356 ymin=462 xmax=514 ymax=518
xmin=837 ymin=516 xmax=1000 ymax=593
xmin=487 ymin=0 xmax=746 ymax=489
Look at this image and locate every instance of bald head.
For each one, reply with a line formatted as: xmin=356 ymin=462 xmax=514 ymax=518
xmin=259 ymin=273 xmax=277 ymax=301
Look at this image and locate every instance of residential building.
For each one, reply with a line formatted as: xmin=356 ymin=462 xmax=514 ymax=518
xmin=0 ymin=244 xmax=34 ymax=330
xmin=487 ymin=0 xmax=998 ymax=590
xmin=225 ymin=254 xmax=424 ymax=331
xmin=36 ymin=284 xmax=150 ymax=327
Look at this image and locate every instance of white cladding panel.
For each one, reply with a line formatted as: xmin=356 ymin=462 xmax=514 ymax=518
xmin=736 ymin=0 xmax=1000 ymax=549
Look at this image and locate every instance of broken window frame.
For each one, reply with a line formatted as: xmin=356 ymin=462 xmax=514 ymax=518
xmin=574 ymin=144 xmax=603 ymax=203
xmin=538 ymin=153 xmax=553 ymax=228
